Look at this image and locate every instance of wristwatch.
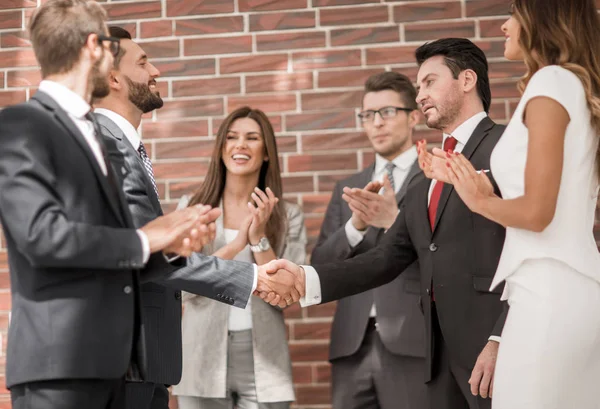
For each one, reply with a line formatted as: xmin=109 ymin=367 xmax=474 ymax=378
xmin=250 ymin=237 xmax=271 ymax=253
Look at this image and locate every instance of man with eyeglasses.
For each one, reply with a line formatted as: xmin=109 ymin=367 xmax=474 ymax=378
xmin=311 ymin=71 xmax=427 ymax=409
xmin=0 ymin=1 xmax=222 ymax=408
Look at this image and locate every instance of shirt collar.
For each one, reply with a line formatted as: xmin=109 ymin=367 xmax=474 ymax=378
xmin=39 ymin=80 xmax=90 ymax=119
xmin=374 ymin=145 xmax=418 ymax=174
xmin=94 ymin=108 xmax=141 ymax=150
xmin=442 ymin=111 xmax=487 ymax=147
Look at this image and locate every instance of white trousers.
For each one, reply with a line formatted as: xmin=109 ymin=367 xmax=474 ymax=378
xmin=492 ymin=258 xmax=600 ymax=409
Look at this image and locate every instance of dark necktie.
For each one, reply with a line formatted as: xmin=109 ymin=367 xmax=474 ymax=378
xmin=137 ymin=142 xmax=159 ymax=199
xmin=384 ymin=162 xmax=396 ymax=193
xmin=428 ymin=136 xmax=458 ymax=229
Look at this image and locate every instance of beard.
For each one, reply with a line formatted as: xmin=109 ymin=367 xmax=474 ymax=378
xmin=125 ymin=76 xmax=163 ymax=113
xmin=90 ymin=59 xmax=110 ymax=99
xmin=424 ymin=95 xmax=463 ymax=130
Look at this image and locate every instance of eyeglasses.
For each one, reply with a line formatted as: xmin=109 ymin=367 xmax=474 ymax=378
xmin=97 ymin=34 xmax=120 ymax=57
xmin=358 ymin=106 xmax=413 ymax=123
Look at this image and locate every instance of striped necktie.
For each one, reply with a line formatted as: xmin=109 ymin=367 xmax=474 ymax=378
xmin=137 ymin=142 xmax=159 ymax=199
xmin=385 ymin=161 xmax=396 ymax=193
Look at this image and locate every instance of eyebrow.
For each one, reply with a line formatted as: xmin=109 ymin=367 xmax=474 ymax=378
xmin=137 ymin=54 xmax=148 ymax=62
xmin=226 ymin=130 xmax=261 ymax=136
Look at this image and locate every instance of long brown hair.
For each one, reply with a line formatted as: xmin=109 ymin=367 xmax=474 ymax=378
xmin=189 ymin=106 xmax=286 ymax=252
xmin=512 ymin=0 xmax=600 ymax=176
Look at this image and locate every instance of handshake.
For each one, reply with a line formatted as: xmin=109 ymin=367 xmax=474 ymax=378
xmin=140 ymin=204 xmax=222 ymax=258
xmin=255 ymin=259 xmax=307 ymax=308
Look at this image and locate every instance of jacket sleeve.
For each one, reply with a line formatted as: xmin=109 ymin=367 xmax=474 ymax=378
xmin=0 ymin=105 xmax=144 ymax=270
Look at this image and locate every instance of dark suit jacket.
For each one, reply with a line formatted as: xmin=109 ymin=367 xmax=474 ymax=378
xmin=0 ymin=91 xmax=175 ymax=388
xmin=312 ymin=117 xmax=508 ymax=382
xmin=96 ymin=112 xmax=255 ymax=386
xmin=312 ymin=160 xmax=426 ymax=360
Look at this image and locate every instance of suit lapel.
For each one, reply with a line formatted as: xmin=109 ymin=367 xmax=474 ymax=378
xmin=32 ymin=92 xmax=127 ymax=226
xmin=432 ymin=116 xmax=495 ymax=231
xmin=396 ymin=159 xmax=421 ymax=203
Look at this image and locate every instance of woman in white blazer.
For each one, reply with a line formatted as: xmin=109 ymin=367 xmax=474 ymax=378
xmin=172 ymin=106 xmax=306 ymax=409
xmin=428 ymin=0 xmax=600 ymax=407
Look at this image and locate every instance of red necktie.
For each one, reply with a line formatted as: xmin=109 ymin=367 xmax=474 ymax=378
xmin=428 ymin=136 xmax=458 ymax=229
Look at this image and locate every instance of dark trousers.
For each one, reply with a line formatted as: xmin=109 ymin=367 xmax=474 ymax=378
xmin=331 ymin=319 xmax=427 ymax=409
xmin=427 ymin=304 xmax=491 ymax=409
xmin=126 ymin=382 xmax=170 ymax=409
xmin=11 ymin=378 xmax=125 ymax=409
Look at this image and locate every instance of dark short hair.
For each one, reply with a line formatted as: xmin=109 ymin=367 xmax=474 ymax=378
xmin=108 ymin=26 xmax=132 ymax=69
xmin=415 ymin=38 xmax=491 ymax=113
xmin=29 ymin=0 xmax=107 ymax=78
xmin=364 ymin=71 xmax=418 ymax=110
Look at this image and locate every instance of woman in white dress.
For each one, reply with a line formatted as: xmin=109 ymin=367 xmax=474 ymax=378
xmin=173 ymin=106 xmax=307 ymax=409
xmin=432 ymin=0 xmax=600 ymax=407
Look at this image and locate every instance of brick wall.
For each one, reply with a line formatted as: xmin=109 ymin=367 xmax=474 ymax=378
xmin=1 ymin=0 xmax=589 ymax=408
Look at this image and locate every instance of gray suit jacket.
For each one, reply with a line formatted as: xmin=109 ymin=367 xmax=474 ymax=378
xmin=312 ymin=160 xmax=426 ymax=360
xmin=96 ymin=112 xmax=255 ymax=386
xmin=173 ymin=198 xmax=306 ymax=403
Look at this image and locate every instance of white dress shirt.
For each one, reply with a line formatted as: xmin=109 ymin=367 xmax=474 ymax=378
xmin=39 ymin=82 xmax=150 ymax=263
xmin=301 ymin=112 xmax=501 ymax=343
xmin=343 ymin=146 xmax=418 ymax=317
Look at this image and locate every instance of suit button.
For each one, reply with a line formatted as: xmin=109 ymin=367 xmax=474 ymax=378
xmin=426 ymin=288 xmax=431 ymax=296
xmin=429 ymin=243 xmax=438 ymax=252
xmin=121 ymin=166 xmax=127 ymax=175
xmin=174 ymin=291 xmax=181 ymax=300
xmin=123 ymin=286 xmax=132 ymax=294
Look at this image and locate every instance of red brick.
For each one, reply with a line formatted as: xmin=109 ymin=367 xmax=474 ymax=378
xmin=293 ymin=50 xmax=361 ymax=70
xmin=158 ymin=98 xmax=224 ymax=120
xmin=474 ymin=40 xmax=506 ymax=58
xmin=1 ymin=30 xmax=30 ymax=48
xmin=0 ymin=293 xmax=9 ymax=310
xmin=0 ymin=0 xmax=36 ymax=9
xmin=140 ymin=20 xmax=173 ymax=38
xmin=286 ymin=110 xmax=356 ymax=131
xmin=489 ymin=61 xmax=525 ymax=80
xmin=318 ymin=68 xmax=381 ymax=88
xmin=0 ymin=49 xmax=37 ymax=67
xmin=155 ymin=140 xmax=215 ymax=160
xmin=295 ymin=385 xmax=331 ymax=405
xmin=167 ymin=0 xmax=234 ymax=17
xmin=104 ymin=1 xmax=161 ymax=20
xmin=303 ymin=131 xmax=370 ymax=152
xmin=0 ymin=90 xmax=26 ymax=107
xmin=302 ymin=90 xmax=362 ymax=111
xmin=184 ymin=36 xmax=252 ymax=56
xmin=288 ymin=152 xmax=357 ymax=172
xmin=314 ymin=0 xmax=378 ymax=5
xmin=366 ymin=45 xmax=418 ymax=65
xmin=240 ymin=0 xmax=307 ymax=11
xmin=393 ymin=1 xmax=461 ymax=23
xmin=228 ymin=94 xmax=296 ymax=113
xmin=331 ymin=26 xmax=398 ymax=47
xmin=301 ymin=194 xmax=331 ymax=214
xmin=289 ymin=342 xmax=329 ymax=361
xmin=488 ymin=101 xmax=507 ymax=122
xmin=249 ymin=11 xmax=315 ymax=31
xmin=479 ymin=17 xmax=507 ymax=38
xmin=320 ymin=5 xmax=388 ymax=26
xmin=220 ymin=54 xmax=288 ymax=74
xmin=0 ymin=11 xmax=21 ymax=30
xmin=405 ymin=21 xmax=475 ymax=42
xmin=275 ymin=135 xmax=298 ymax=153
xmin=293 ymin=321 xmax=332 ymax=340
xmin=246 ymin=72 xmax=313 ymax=93
xmin=257 ymin=31 xmax=325 ymax=52
xmin=6 ymin=69 xmax=39 ymax=87
xmin=153 ymin=161 xmax=209 ymax=179
xmin=281 ymin=176 xmax=314 ymax=193
xmin=214 ymin=115 xmax=282 ymax=134
xmin=172 ymin=77 xmax=240 ymax=98
xmin=175 ymin=16 xmax=244 ymax=36
xmin=138 ymin=40 xmax=179 ymax=59
xmin=490 ymin=80 xmax=520 ymax=99
xmin=306 ymin=301 xmax=337 ymax=317
xmin=466 ymin=0 xmax=510 ymax=17
xmin=168 ymin=179 xmax=203 ymax=200
xmin=291 ymin=364 xmax=313 ymax=383
xmin=315 ymin=364 xmax=332 ymax=383
xmin=0 ymin=73 xmax=3 ymax=89
xmin=152 ymin=59 xmax=216 ymax=77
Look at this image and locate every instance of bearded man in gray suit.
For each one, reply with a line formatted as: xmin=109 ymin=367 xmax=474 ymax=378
xmin=93 ymin=27 xmax=300 ymax=409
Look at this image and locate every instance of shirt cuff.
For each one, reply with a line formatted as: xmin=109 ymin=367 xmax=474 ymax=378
xmin=251 ymin=264 xmax=258 ymax=294
xmin=299 ymin=265 xmax=322 ymax=307
xmin=163 ymin=254 xmax=181 ymax=263
xmin=136 ymin=229 xmax=150 ymax=264
xmin=345 ymin=218 xmax=368 ymax=248
xmin=488 ymin=336 xmax=501 ymax=343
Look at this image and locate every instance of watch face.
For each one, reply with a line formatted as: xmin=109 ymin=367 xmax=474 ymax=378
xmin=259 ymin=237 xmax=270 ymax=250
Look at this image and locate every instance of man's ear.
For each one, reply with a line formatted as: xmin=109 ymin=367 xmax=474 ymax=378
xmin=462 ymin=69 xmax=478 ymax=93
xmin=109 ymin=70 xmax=121 ymax=91
xmin=408 ymin=109 xmax=421 ymax=129
xmin=83 ymin=33 xmax=102 ymax=63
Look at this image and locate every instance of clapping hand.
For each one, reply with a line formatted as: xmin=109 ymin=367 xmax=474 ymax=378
xmin=437 ymin=151 xmax=496 ymax=214
xmin=417 ymin=139 xmax=452 ymax=183
xmin=342 ymin=174 xmax=398 ymax=230
xmin=255 ymin=259 xmax=306 ymax=308
xmin=248 ymin=187 xmax=279 ymax=245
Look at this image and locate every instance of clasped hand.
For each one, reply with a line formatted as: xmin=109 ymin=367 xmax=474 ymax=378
xmin=140 ymin=204 xmax=221 ymax=258
xmin=255 ymin=259 xmax=306 ymax=308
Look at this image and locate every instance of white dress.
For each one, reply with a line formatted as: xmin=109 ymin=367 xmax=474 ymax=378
xmin=490 ymin=65 xmax=600 ymax=409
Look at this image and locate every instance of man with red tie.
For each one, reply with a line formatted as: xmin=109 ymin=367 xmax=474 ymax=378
xmin=264 ymin=38 xmax=509 ymax=409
